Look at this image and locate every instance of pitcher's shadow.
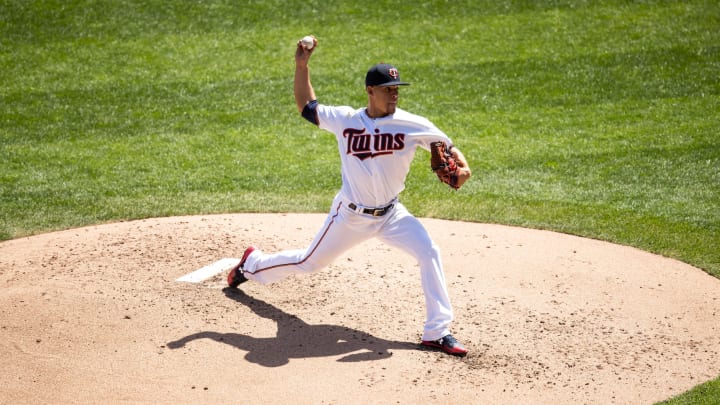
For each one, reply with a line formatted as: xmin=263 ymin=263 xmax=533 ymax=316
xmin=167 ymin=288 xmax=417 ymax=367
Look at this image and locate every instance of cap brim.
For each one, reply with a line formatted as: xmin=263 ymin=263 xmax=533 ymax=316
xmin=375 ymin=81 xmax=410 ymax=87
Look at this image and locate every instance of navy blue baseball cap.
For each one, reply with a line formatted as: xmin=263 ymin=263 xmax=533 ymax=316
xmin=365 ymin=63 xmax=410 ymax=87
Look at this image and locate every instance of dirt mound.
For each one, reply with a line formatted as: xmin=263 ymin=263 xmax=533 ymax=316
xmin=1 ymin=214 xmax=718 ymax=404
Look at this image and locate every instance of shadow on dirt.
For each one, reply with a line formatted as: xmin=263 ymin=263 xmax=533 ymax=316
xmin=166 ymin=288 xmax=418 ymax=367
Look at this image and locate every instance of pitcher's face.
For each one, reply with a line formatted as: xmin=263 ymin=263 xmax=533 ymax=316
xmin=367 ymin=85 xmax=399 ymax=118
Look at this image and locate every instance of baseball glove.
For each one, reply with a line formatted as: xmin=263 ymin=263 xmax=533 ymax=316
xmin=430 ymin=141 xmax=459 ymax=190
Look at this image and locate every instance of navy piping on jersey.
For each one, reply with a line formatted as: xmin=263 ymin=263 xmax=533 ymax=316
xmin=250 ymin=200 xmax=342 ymax=274
xmin=301 ymin=99 xmax=320 ymax=125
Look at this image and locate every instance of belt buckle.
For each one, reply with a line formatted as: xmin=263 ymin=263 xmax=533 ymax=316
xmin=372 ymin=208 xmax=383 ymax=217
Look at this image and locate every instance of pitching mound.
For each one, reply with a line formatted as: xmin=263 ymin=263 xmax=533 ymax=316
xmin=1 ymin=213 xmax=719 ymax=404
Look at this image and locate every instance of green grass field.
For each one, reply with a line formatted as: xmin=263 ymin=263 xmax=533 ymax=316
xmin=1 ymin=1 xmax=718 ymax=402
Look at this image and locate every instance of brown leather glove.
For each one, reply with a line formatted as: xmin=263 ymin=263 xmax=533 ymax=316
xmin=430 ymin=141 xmax=459 ymax=190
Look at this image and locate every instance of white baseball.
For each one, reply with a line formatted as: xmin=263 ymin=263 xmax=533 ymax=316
xmin=301 ymin=35 xmax=314 ymax=50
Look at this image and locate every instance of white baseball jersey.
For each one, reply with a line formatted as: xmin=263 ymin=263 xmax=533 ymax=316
xmin=317 ymin=105 xmax=453 ymax=207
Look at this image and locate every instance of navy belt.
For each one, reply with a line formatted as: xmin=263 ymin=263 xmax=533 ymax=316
xmin=348 ymin=202 xmax=395 ymax=217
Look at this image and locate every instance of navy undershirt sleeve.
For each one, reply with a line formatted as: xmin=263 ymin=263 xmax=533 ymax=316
xmin=301 ymin=100 xmax=319 ymax=125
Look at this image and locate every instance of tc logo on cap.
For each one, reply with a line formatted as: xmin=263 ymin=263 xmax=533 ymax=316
xmin=365 ymin=63 xmax=410 ymax=87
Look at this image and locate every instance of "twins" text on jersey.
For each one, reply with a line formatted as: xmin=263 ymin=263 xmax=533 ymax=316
xmin=343 ymin=128 xmax=406 ymax=160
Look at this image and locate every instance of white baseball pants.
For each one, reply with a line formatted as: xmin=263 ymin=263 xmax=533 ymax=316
xmin=241 ymin=194 xmax=454 ymax=341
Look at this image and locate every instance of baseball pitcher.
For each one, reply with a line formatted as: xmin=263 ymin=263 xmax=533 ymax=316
xmin=227 ymin=36 xmax=472 ymax=356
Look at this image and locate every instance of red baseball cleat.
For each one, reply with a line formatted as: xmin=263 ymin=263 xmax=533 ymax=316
xmin=227 ymin=246 xmax=256 ymax=288
xmin=421 ymin=334 xmax=468 ymax=357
